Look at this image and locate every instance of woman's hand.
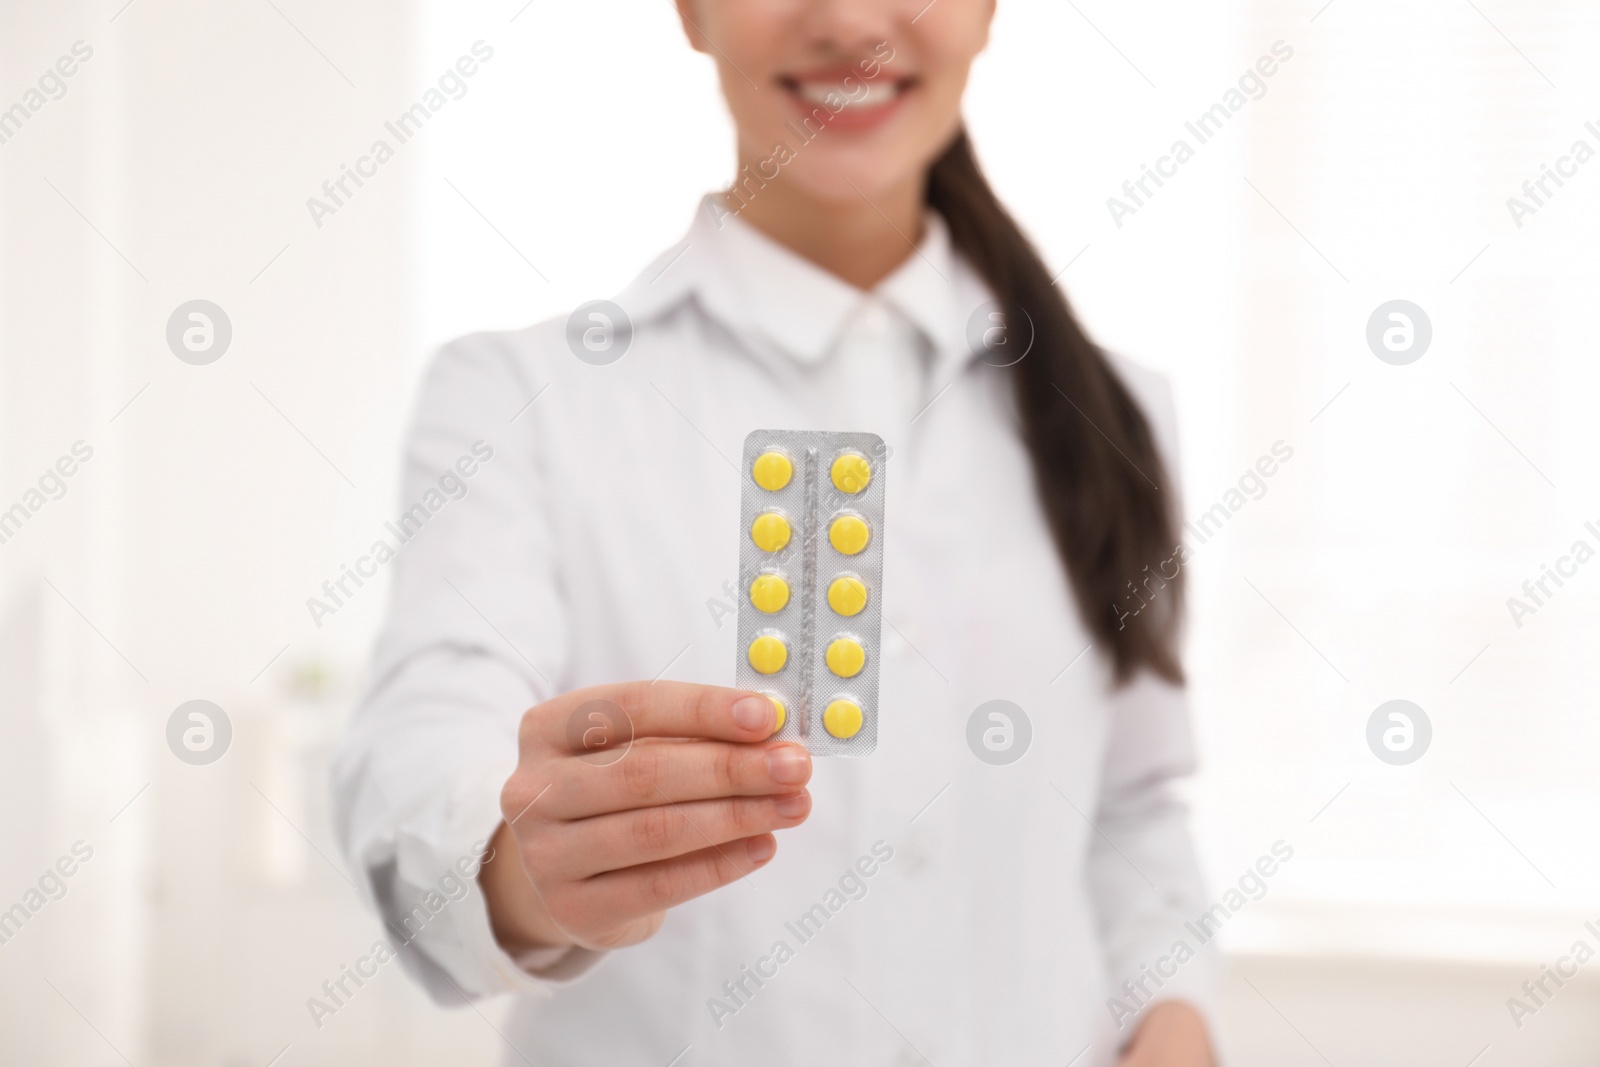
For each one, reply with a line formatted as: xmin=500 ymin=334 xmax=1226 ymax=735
xmin=479 ymin=681 xmax=812 ymax=953
xmin=1116 ymin=1001 xmax=1215 ymax=1066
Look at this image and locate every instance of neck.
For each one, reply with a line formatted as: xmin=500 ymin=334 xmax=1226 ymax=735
xmin=723 ymin=160 xmax=926 ymax=291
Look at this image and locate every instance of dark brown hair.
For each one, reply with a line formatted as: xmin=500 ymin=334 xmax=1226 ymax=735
xmin=926 ymin=129 xmax=1184 ymax=685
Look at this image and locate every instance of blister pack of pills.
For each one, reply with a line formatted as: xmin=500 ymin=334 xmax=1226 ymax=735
xmin=735 ymin=430 xmax=886 ymax=756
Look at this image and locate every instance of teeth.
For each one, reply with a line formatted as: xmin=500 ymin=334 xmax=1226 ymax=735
xmin=796 ymin=80 xmax=901 ymax=109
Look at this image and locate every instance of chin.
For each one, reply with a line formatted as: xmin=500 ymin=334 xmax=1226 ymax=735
xmin=782 ymin=150 xmax=924 ymax=208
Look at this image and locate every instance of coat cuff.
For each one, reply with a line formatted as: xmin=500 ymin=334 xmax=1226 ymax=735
xmin=366 ymin=759 xmax=606 ymax=1001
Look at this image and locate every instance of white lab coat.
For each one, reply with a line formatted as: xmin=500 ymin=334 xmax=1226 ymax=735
xmin=332 ymin=197 xmax=1219 ymax=1066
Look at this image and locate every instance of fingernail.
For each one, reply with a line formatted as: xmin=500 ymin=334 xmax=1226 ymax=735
xmin=732 ymin=696 xmax=771 ymax=732
xmin=767 ymin=747 xmax=811 ymax=785
xmin=773 ymin=792 xmax=809 ymax=819
xmin=747 ymin=835 xmax=777 ymax=864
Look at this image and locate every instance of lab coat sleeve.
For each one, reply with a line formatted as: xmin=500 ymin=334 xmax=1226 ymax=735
xmin=1089 ymin=676 xmax=1221 ymax=1039
xmin=330 ymin=329 xmax=605 ymax=1003
xmin=1088 ymin=357 xmax=1221 ymax=1039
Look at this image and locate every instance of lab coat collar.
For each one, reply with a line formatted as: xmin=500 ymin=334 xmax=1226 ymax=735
xmin=616 ymin=195 xmax=966 ymax=371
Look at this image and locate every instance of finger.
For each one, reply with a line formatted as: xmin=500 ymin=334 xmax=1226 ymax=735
xmin=530 ymin=681 xmax=780 ymax=751
xmin=577 ymin=834 xmax=779 ymax=924
xmin=544 ymin=738 xmax=811 ymax=819
xmin=556 ymin=791 xmax=810 ymax=878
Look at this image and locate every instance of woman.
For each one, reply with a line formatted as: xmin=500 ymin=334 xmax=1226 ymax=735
xmin=334 ymin=1 xmax=1219 ymax=1063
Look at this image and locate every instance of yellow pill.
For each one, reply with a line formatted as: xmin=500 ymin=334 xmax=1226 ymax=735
xmin=831 ymin=452 xmax=872 ymax=494
xmin=823 ymin=698 xmax=864 ymax=739
xmin=767 ymin=695 xmax=787 ymax=734
xmin=749 ymin=573 xmax=790 ymax=614
xmin=747 ymin=634 xmax=788 ymax=675
xmin=827 ymin=575 xmax=868 ymax=616
xmin=828 ymin=514 xmax=870 ymax=555
xmin=752 ymin=450 xmax=793 ymax=491
xmin=750 ymin=511 xmax=792 ymax=553
xmin=826 ymin=637 xmax=866 ymax=678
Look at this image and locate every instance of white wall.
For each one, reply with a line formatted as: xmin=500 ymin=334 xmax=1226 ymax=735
xmin=0 ymin=1 xmax=498 ymax=1062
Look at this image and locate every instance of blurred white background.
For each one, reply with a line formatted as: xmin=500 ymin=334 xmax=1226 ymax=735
xmin=3 ymin=0 xmax=1599 ymax=1063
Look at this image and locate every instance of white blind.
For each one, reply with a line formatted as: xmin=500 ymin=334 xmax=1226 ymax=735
xmin=1194 ymin=0 xmax=1600 ymax=958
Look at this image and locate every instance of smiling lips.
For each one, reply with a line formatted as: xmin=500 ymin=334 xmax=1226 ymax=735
xmin=780 ymin=66 xmax=914 ymax=133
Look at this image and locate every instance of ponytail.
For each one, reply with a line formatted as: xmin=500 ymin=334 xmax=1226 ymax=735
xmin=926 ymin=129 xmax=1184 ymax=685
